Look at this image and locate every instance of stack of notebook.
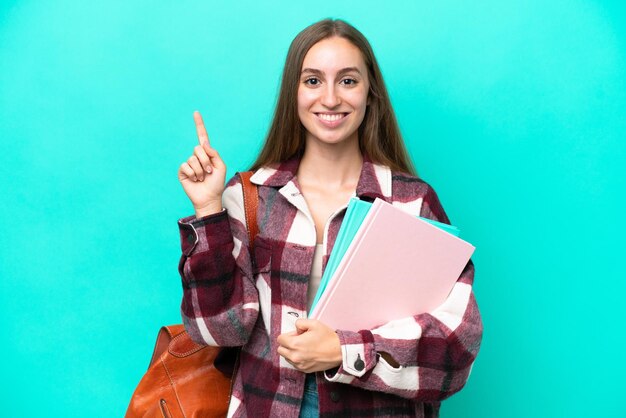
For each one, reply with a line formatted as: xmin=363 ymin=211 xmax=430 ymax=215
xmin=308 ymin=198 xmax=475 ymax=331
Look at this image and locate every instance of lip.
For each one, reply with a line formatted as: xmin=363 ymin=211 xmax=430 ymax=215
xmin=314 ymin=112 xmax=349 ymax=128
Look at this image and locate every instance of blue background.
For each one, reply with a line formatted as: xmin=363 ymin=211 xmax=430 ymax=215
xmin=1 ymin=1 xmax=625 ymax=416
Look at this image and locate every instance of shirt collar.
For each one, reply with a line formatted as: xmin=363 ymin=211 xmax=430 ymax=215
xmin=249 ymin=154 xmax=392 ymax=202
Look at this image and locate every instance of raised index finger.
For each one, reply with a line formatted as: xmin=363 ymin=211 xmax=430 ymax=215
xmin=193 ymin=110 xmax=210 ymax=146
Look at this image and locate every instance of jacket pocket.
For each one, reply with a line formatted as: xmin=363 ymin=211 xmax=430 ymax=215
xmin=252 ymin=236 xmax=272 ymax=274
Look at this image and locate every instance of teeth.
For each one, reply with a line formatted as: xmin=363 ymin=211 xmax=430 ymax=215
xmin=318 ymin=113 xmax=345 ymax=121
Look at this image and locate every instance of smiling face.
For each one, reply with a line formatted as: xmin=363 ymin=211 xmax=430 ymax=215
xmin=297 ymin=36 xmax=370 ymax=149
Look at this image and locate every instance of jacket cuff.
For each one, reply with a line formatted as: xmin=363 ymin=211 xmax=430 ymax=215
xmin=324 ymin=329 xmax=377 ymax=382
xmin=178 ymin=209 xmax=229 ymax=256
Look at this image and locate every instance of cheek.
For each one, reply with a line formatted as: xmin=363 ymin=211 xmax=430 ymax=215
xmin=347 ymin=88 xmax=369 ymax=110
xmin=297 ymin=90 xmax=316 ymax=110
xmin=352 ymin=91 xmax=369 ymax=125
xmin=297 ymin=92 xmax=314 ymax=127
xmin=352 ymin=97 xmax=367 ymax=116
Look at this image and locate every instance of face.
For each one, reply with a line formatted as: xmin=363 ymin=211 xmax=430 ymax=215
xmin=297 ymin=36 xmax=370 ymax=148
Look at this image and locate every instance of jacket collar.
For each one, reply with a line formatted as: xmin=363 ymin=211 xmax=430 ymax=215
xmin=249 ymin=154 xmax=392 ymax=202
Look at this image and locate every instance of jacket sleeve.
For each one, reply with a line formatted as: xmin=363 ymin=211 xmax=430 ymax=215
xmin=177 ymin=176 xmax=259 ymax=347
xmin=323 ymin=184 xmax=483 ymax=402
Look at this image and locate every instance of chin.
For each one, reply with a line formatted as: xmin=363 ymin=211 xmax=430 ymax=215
xmin=309 ymin=132 xmax=357 ymax=146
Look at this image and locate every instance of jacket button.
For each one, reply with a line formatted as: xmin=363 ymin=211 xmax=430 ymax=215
xmin=330 ymin=391 xmax=340 ymax=402
xmin=186 ymin=233 xmax=195 ymax=244
xmin=354 ymin=354 xmax=365 ymax=372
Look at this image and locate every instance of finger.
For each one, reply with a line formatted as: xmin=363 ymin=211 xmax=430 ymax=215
xmin=202 ymin=142 xmax=225 ymax=171
xmin=282 ymin=356 xmax=300 ymax=370
xmin=187 ymin=155 xmax=204 ymax=181
xmin=193 ymin=111 xmax=211 ymax=146
xmin=277 ymin=345 xmax=292 ymax=360
xmin=194 ymin=145 xmax=213 ymax=174
xmin=179 ymin=162 xmax=197 ymax=181
xmin=295 ymin=319 xmax=314 ymax=333
xmin=277 ymin=346 xmax=303 ymax=369
xmin=276 ymin=331 xmax=297 ymax=348
xmin=287 ymin=358 xmax=304 ymax=371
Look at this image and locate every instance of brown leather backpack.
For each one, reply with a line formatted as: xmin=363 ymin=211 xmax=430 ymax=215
xmin=125 ymin=172 xmax=258 ymax=418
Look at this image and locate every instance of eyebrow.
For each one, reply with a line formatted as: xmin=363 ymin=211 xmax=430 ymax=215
xmin=301 ymin=67 xmax=362 ymax=76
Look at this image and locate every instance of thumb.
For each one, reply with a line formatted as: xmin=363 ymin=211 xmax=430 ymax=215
xmin=295 ymin=319 xmax=314 ymax=334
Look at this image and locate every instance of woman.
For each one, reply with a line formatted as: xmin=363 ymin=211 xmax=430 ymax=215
xmin=177 ymin=18 xmax=482 ymax=418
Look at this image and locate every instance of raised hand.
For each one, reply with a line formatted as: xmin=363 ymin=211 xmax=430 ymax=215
xmin=178 ymin=111 xmax=227 ymax=218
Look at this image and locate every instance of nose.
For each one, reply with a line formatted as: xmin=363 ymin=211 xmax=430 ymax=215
xmin=320 ymin=84 xmax=340 ymax=108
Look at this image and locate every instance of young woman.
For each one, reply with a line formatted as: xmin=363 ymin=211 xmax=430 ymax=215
xmin=177 ymin=18 xmax=482 ymax=418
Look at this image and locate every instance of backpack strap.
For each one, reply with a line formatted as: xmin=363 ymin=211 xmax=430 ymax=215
xmin=213 ymin=172 xmax=258 ymax=381
xmin=238 ymin=171 xmax=259 ymax=255
xmin=147 ymin=325 xmax=186 ymax=368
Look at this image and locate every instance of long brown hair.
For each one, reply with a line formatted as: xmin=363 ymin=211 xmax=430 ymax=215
xmin=250 ymin=18 xmax=416 ymax=175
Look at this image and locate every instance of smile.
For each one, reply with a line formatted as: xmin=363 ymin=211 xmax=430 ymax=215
xmin=314 ymin=112 xmax=349 ymax=127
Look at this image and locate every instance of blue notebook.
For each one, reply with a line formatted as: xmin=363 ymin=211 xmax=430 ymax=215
xmin=309 ymin=198 xmax=460 ymax=313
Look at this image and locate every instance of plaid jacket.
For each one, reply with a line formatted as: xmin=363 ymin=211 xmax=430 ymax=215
xmin=178 ymin=156 xmax=482 ymax=417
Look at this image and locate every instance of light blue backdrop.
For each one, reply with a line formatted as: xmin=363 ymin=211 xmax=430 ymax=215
xmin=1 ymin=1 xmax=625 ymax=417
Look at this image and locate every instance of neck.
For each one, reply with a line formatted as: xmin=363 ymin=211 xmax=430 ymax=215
xmin=297 ymin=136 xmax=363 ymax=189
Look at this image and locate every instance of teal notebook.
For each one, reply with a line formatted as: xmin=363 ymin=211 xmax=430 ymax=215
xmin=309 ymin=198 xmax=460 ymax=313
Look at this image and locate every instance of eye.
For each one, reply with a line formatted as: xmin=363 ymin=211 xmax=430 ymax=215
xmin=304 ymin=77 xmax=321 ymax=86
xmin=340 ymin=78 xmax=358 ymax=86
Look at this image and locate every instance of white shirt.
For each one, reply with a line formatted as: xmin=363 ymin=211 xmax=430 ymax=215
xmin=307 ymin=244 xmax=324 ymax=312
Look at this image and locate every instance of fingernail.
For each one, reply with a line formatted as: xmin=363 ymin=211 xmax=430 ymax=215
xmin=206 ymin=166 xmax=212 ymax=174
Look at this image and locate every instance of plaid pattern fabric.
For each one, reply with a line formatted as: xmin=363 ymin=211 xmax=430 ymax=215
xmin=178 ymin=156 xmax=482 ymax=417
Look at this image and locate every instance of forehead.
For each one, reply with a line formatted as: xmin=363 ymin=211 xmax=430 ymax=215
xmin=301 ymin=36 xmax=366 ymax=73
